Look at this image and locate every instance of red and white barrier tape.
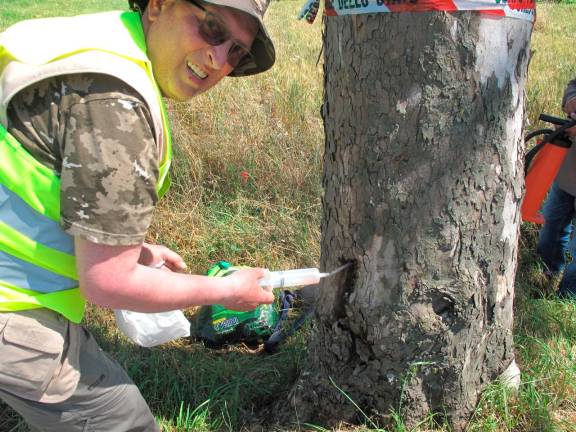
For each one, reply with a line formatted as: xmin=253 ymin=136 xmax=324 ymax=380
xmin=299 ymin=0 xmax=535 ymax=23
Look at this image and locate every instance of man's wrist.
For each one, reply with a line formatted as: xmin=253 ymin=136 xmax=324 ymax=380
xmin=199 ymin=275 xmax=235 ymax=305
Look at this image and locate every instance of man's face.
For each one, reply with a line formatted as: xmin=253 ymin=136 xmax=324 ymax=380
xmin=144 ymin=0 xmax=259 ymax=101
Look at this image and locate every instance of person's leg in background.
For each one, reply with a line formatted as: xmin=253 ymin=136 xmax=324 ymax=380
xmin=537 ymin=182 xmax=576 ymax=297
xmin=558 ymin=201 xmax=576 ymax=298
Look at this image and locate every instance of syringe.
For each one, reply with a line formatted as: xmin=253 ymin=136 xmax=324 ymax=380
xmin=259 ymin=262 xmax=352 ymax=291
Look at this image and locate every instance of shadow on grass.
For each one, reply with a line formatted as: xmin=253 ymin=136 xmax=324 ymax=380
xmin=85 ymin=306 xmax=306 ymax=432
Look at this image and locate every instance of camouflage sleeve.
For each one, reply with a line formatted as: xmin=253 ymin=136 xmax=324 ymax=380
xmin=58 ymin=75 xmax=160 ymax=245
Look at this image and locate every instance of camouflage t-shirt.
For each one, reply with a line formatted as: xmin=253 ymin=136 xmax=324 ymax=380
xmin=6 ymin=73 xmax=160 ymax=245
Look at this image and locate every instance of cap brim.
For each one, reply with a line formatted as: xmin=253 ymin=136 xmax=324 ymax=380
xmin=229 ymin=27 xmax=275 ymax=77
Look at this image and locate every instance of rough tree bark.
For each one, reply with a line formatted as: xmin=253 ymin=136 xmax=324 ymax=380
xmin=290 ymin=12 xmax=532 ymax=431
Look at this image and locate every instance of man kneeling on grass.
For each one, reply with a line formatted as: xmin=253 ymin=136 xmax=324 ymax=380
xmin=0 ymin=1 xmax=275 ymax=430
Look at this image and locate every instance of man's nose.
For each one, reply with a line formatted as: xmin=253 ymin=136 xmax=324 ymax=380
xmin=207 ymin=42 xmax=230 ymax=70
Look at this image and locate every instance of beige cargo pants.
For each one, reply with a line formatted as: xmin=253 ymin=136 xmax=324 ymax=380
xmin=0 ymin=309 xmax=159 ymax=432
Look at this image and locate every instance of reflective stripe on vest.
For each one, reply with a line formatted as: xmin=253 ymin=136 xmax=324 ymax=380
xmin=0 ymin=126 xmax=82 ymax=321
xmin=0 ymin=12 xmax=172 ymax=322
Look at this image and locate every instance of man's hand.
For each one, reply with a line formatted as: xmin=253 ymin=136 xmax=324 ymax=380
xmin=563 ymin=97 xmax=576 ymax=138
xmin=138 ymin=242 xmax=187 ymax=272
xmin=219 ymin=268 xmax=274 ymax=311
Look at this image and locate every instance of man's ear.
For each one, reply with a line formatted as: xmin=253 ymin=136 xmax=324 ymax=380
xmin=146 ymin=0 xmax=175 ymax=21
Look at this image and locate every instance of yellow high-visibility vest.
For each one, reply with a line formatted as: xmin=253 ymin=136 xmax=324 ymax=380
xmin=0 ymin=11 xmax=172 ymax=322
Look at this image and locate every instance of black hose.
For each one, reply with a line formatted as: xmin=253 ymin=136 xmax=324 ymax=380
xmin=524 ymin=128 xmax=554 ymax=143
xmin=539 ymin=113 xmax=570 ymax=126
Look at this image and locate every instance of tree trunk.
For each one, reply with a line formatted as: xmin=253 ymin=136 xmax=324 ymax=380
xmin=291 ymin=12 xmax=532 ymax=431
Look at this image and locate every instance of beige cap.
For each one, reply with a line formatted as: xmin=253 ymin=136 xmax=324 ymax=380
xmin=204 ymin=0 xmax=275 ymax=76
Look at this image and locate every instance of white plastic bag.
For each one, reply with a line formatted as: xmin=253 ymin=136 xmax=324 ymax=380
xmin=114 ymin=309 xmax=191 ymax=348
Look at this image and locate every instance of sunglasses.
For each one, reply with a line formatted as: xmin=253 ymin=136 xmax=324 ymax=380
xmin=187 ymin=0 xmax=254 ymax=69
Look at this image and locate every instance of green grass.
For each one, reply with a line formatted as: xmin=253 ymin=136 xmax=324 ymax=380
xmin=1 ymin=1 xmax=576 ymax=431
xmin=526 ymin=4 xmax=576 ymax=128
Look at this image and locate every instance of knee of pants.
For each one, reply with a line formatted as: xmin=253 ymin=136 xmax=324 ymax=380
xmin=1 ymin=383 xmax=158 ymax=432
xmin=85 ymin=383 xmax=159 ymax=432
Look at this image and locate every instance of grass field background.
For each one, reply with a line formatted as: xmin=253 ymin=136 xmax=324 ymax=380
xmin=1 ymin=1 xmax=575 ymax=431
